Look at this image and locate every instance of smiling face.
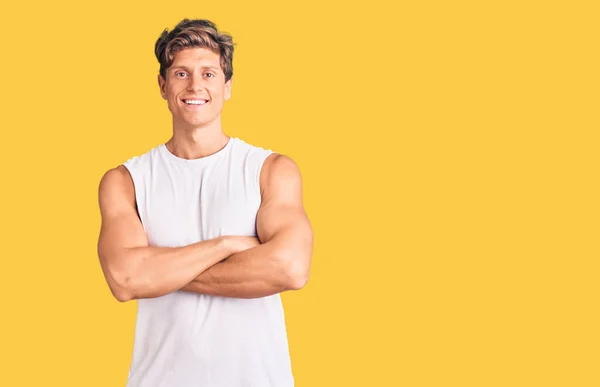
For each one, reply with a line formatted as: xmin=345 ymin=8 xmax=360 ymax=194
xmin=158 ymin=47 xmax=232 ymax=130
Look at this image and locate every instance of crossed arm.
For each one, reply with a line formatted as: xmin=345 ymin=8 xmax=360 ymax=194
xmin=180 ymin=154 xmax=313 ymax=298
xmin=97 ymin=153 xmax=313 ymax=302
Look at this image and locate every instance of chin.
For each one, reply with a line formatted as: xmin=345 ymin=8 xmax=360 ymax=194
xmin=183 ymin=117 xmax=216 ymax=128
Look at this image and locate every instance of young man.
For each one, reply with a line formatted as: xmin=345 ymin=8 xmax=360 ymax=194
xmin=97 ymin=19 xmax=313 ymax=387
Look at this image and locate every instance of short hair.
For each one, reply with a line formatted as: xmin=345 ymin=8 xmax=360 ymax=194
xmin=154 ymin=19 xmax=235 ymax=82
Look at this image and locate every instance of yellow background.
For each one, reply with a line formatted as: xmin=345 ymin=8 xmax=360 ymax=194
xmin=0 ymin=1 xmax=598 ymax=386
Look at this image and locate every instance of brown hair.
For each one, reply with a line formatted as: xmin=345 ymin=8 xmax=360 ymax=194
xmin=154 ymin=19 xmax=235 ymax=82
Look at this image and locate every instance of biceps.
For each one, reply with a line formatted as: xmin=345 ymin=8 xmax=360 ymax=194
xmin=98 ymin=212 xmax=148 ymax=273
xmin=256 ymin=203 xmax=312 ymax=248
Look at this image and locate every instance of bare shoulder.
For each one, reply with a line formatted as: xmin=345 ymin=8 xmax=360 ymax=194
xmin=99 ymin=165 xmax=134 ymax=197
xmin=98 ymin=165 xmax=136 ymax=217
xmin=259 ymin=153 xmax=303 ymax=204
xmin=256 ymin=153 xmax=311 ymax=244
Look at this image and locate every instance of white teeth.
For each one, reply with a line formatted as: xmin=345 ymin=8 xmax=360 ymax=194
xmin=184 ymin=100 xmax=207 ymax=105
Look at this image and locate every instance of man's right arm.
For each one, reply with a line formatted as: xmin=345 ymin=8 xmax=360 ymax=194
xmin=96 ymin=165 xmax=257 ymax=302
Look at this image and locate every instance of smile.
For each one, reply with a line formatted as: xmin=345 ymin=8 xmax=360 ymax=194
xmin=183 ymin=99 xmax=208 ymax=105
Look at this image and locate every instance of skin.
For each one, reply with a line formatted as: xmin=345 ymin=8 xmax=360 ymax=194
xmin=97 ymin=47 xmax=313 ymax=301
xmin=158 ymin=47 xmax=233 ymax=158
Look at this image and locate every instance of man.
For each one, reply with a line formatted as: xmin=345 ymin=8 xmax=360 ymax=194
xmin=97 ymin=18 xmax=313 ymax=387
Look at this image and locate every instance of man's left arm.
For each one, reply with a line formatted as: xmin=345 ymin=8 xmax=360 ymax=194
xmin=180 ymin=154 xmax=313 ymax=298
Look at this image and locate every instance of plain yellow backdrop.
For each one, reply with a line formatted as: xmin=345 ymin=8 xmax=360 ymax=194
xmin=0 ymin=1 xmax=598 ymax=386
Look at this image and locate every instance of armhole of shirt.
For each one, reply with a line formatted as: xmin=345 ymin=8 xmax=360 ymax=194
xmin=256 ymin=150 xmax=276 ymax=201
xmin=121 ymin=161 xmax=144 ymax=228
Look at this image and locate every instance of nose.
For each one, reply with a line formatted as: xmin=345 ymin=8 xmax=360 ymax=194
xmin=187 ymin=73 xmax=205 ymax=92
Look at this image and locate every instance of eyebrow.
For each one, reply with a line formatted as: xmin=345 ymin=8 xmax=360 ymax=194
xmin=170 ymin=65 xmax=220 ymax=72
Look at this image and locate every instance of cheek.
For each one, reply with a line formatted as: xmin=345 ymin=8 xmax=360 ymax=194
xmin=169 ymin=93 xmax=181 ymax=106
xmin=166 ymin=97 xmax=180 ymax=113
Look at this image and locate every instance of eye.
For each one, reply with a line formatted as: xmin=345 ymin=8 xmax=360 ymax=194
xmin=175 ymin=71 xmax=188 ymax=78
xmin=205 ymin=72 xmax=215 ymax=78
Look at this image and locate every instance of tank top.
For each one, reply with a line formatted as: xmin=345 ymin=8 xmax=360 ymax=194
xmin=121 ymin=136 xmax=294 ymax=387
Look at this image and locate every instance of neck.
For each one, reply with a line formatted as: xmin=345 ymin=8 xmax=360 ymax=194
xmin=166 ymin=117 xmax=230 ymax=160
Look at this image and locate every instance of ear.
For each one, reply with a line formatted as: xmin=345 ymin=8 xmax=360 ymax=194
xmin=224 ymin=77 xmax=233 ymax=101
xmin=158 ymin=74 xmax=167 ymax=100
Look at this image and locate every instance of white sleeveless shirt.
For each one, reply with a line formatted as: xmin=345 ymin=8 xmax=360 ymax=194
xmin=122 ymin=137 xmax=294 ymax=387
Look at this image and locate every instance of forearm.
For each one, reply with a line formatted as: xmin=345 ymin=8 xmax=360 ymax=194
xmin=113 ymin=237 xmax=232 ymax=301
xmin=180 ymin=242 xmax=292 ymax=299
